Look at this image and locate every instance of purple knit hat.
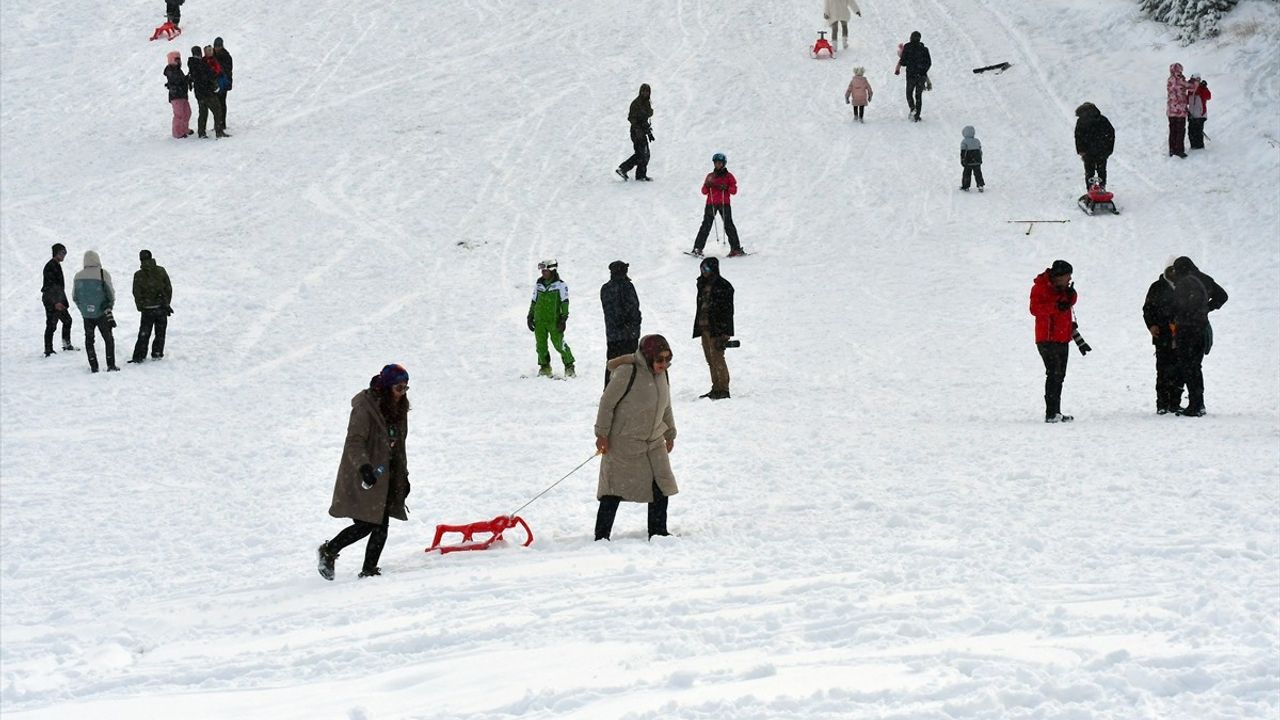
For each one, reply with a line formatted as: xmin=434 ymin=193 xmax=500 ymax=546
xmin=376 ymin=363 xmax=409 ymax=388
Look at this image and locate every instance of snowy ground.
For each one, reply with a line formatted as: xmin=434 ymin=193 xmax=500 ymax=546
xmin=2 ymin=0 xmax=1278 ymax=718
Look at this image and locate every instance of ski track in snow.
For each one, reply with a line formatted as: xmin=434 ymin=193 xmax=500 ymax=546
xmin=1 ymin=0 xmax=1278 ymax=718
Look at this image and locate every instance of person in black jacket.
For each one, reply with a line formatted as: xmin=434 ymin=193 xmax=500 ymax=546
xmin=213 ymin=37 xmax=233 ymax=127
xmin=1074 ymin=102 xmax=1115 ymax=190
xmin=165 ymin=0 xmax=183 ymax=26
xmin=41 ymin=243 xmax=76 ymax=357
xmin=692 ymin=257 xmax=735 ymax=400
xmin=897 ymin=31 xmax=931 ymax=122
xmin=188 ymin=46 xmax=217 ymax=138
xmin=1169 ymin=256 xmax=1228 ymax=417
xmin=600 ymin=260 xmax=642 ymax=388
xmin=1142 ymin=258 xmax=1181 ymax=414
xmin=616 ymin=84 xmax=653 ymax=182
xmin=203 ymin=45 xmax=230 ymax=138
xmin=164 ymin=50 xmax=192 ymax=139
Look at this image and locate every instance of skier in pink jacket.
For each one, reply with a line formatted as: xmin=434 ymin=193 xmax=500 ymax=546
xmin=1166 ymin=62 xmax=1195 ymax=158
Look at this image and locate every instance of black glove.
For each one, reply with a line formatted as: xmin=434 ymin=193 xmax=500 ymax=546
xmin=647 ymin=131 xmax=655 ymax=142
xmin=165 ymin=305 xmax=174 ymax=316
xmin=1067 ymin=287 xmax=1077 ymax=302
xmin=359 ymin=463 xmax=378 ymax=489
xmin=556 ymin=317 xmax=567 ymax=333
xmin=526 ymin=313 xmax=535 ymax=332
xmin=1056 ymin=300 xmax=1070 ymax=311
xmin=404 ymin=480 xmax=411 ymax=497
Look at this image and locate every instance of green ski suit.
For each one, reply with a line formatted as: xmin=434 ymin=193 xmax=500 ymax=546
xmin=528 ymin=272 xmax=575 ymax=369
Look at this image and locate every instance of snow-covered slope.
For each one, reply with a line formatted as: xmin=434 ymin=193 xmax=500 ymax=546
xmin=2 ymin=0 xmax=1278 ymax=717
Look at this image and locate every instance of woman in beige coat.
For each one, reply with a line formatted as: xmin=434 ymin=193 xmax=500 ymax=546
xmin=317 ymin=364 xmax=412 ymax=580
xmin=594 ymin=335 xmax=678 ymax=540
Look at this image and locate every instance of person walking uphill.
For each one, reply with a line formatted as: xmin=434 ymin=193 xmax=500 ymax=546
xmin=1074 ymin=102 xmax=1115 ymax=190
xmin=1168 ymin=256 xmax=1228 ymax=417
xmin=896 ymin=31 xmax=931 ymax=121
xmin=823 ymin=0 xmax=861 ymax=50
xmin=1029 ymin=260 xmax=1077 ymax=423
xmin=1187 ymin=74 xmax=1211 ymax=150
xmin=41 ymin=243 xmax=76 ymax=357
xmin=600 ymin=260 xmax=642 ymax=389
xmin=318 ymin=365 xmax=412 ymax=580
xmin=71 ymin=250 xmax=118 ymax=373
xmin=129 ymin=250 xmax=173 ymax=363
xmin=164 ymin=51 xmax=192 ymax=139
xmin=1167 ymin=63 xmax=1195 ymax=158
xmin=594 ymin=335 xmax=678 ymax=541
xmin=959 ymin=125 xmax=984 ymax=191
xmin=527 ymin=259 xmax=575 ymax=378
xmin=844 ymin=66 xmax=872 ymax=122
xmin=616 ymin=84 xmax=653 ymax=181
xmin=693 ymin=257 xmax=735 ymax=400
xmin=690 ymin=153 xmax=746 ymax=257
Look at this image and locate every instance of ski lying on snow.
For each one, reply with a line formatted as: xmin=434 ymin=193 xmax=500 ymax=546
xmin=973 ymin=61 xmax=1012 ymax=74
xmin=683 ymin=251 xmax=753 ymax=258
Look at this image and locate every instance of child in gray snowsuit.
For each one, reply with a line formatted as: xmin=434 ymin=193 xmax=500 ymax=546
xmin=960 ymin=126 xmax=984 ymax=191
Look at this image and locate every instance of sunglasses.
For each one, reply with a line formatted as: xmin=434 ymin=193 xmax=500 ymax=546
xmin=655 ymin=353 xmax=673 ymax=365
xmin=392 ymin=383 xmax=409 ymax=393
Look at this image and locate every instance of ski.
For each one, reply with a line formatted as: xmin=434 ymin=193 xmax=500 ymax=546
xmin=973 ymin=62 xmax=1012 ymax=74
xmin=684 ymin=251 xmax=752 ymax=258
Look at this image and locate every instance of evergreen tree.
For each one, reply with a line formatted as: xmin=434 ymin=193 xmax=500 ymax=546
xmin=1139 ymin=0 xmax=1240 ymax=42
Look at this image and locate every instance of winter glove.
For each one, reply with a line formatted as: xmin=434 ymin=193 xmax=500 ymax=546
xmin=526 ymin=312 xmax=535 ymax=332
xmin=556 ymin=316 xmax=567 ymax=333
xmin=823 ymin=12 xmax=829 ymax=19
xmin=856 ymin=10 xmax=861 ymax=16
xmin=1066 ymin=287 xmax=1077 ymax=302
xmin=359 ymin=463 xmax=378 ymax=490
xmin=165 ymin=305 xmax=174 ymax=316
xmin=647 ymin=130 xmax=655 ymax=142
xmin=925 ymin=77 xmax=933 ymax=91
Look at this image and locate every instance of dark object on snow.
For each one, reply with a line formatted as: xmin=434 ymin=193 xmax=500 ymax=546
xmin=1071 ymin=321 xmax=1092 ymax=355
xmin=1006 ymin=219 xmax=1069 ymax=236
xmin=718 ymin=338 xmax=741 ymax=349
xmin=973 ymin=62 xmax=1012 ymax=74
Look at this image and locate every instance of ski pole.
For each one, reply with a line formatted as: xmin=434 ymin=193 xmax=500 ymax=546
xmin=713 ymin=209 xmax=722 ymax=245
xmin=508 ymin=451 xmax=601 ymax=517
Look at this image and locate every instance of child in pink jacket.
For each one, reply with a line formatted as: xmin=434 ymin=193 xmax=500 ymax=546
xmin=844 ymin=67 xmax=872 ymax=122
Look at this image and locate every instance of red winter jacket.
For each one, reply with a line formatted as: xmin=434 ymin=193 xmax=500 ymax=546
xmin=701 ymin=171 xmax=737 ymax=205
xmin=1029 ymin=271 xmax=1077 ymax=343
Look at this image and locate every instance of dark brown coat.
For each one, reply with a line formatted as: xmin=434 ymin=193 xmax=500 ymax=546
xmin=329 ymin=389 xmax=410 ymax=524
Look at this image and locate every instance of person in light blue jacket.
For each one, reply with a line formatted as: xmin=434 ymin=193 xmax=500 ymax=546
xmin=959 ymin=125 xmax=985 ymax=192
xmin=71 ymin=250 xmax=119 ymax=372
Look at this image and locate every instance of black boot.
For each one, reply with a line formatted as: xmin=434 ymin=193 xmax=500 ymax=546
xmin=595 ymin=497 xmax=620 ymax=541
xmin=317 ymin=543 xmax=337 ymax=581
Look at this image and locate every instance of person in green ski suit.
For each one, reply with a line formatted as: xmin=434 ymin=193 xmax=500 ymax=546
xmin=527 ymin=259 xmax=575 ymax=377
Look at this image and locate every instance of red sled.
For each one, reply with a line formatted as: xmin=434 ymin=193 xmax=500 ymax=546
xmin=425 ymin=514 xmax=533 ymax=555
xmin=150 ymin=21 xmax=182 ymax=42
xmin=811 ymin=30 xmax=835 ymax=58
xmin=1078 ymin=178 xmax=1119 ymax=215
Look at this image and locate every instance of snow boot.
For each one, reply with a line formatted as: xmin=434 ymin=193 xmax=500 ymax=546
xmin=43 ymin=350 xmax=55 ymax=357
xmin=565 ymin=364 xmax=576 ymax=378
xmin=1045 ymin=413 xmax=1074 ymax=423
xmin=636 ymin=176 xmax=653 ymax=182
xmin=63 ymin=343 xmax=78 ymax=351
xmin=358 ymin=567 xmax=381 ymax=578
xmin=317 ymin=543 xmax=337 ymax=581
xmin=615 ymin=168 xmax=629 ymax=181
xmin=727 ymin=248 xmax=747 ymax=257
xmin=538 ymin=365 xmax=553 ymax=377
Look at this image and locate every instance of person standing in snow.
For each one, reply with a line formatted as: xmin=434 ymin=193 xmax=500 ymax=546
xmin=690 ymin=153 xmax=745 ymax=257
xmin=128 ymin=250 xmax=173 ymax=363
xmin=527 ymin=259 xmax=576 ymax=378
xmin=896 ymin=31 xmax=931 ymax=121
xmin=164 ymin=51 xmax=192 ymax=139
xmin=1166 ymin=62 xmax=1194 ymax=158
xmin=188 ymin=46 xmax=217 ymax=138
xmin=41 ymin=243 xmax=76 ymax=357
xmin=1073 ymin=102 xmax=1114 ymax=190
xmin=203 ymin=45 xmax=230 ymax=138
xmin=844 ymin=66 xmax=872 ymax=122
xmin=616 ymin=84 xmax=653 ymax=182
xmin=1142 ymin=258 xmax=1181 ymax=415
xmin=213 ymin=37 xmax=234 ymax=128
xmin=823 ymin=0 xmax=861 ymax=51
xmin=959 ymin=125 xmax=984 ymax=192
xmin=1168 ymin=256 xmax=1228 ymax=417
xmin=165 ymin=0 xmax=183 ymax=26
xmin=600 ymin=260 xmax=642 ymax=389
xmin=71 ymin=250 xmax=119 ymax=373
xmin=1187 ymin=74 xmax=1211 ymax=151
xmin=1029 ymin=260 xmax=1076 ymax=423
xmin=693 ymin=257 xmax=735 ymax=400
xmin=594 ymin=334 xmax=677 ymax=541
xmin=318 ymin=364 xmax=412 ymax=580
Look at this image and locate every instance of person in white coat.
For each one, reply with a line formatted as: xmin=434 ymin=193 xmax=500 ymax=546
xmin=824 ymin=0 xmax=861 ymax=50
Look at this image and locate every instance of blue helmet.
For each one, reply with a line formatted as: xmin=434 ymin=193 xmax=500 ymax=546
xmin=711 ymin=152 xmax=726 ymax=163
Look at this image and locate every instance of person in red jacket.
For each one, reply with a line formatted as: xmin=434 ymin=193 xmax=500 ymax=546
xmin=1187 ymin=74 xmax=1211 ymax=150
xmin=1029 ymin=260 xmax=1077 ymax=423
xmin=690 ymin=153 xmax=746 ymax=257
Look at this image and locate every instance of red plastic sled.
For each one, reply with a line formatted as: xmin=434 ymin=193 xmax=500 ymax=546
xmin=149 ymin=21 xmax=182 ymax=42
xmin=811 ymin=30 xmax=835 ymax=58
xmin=425 ymin=514 xmax=533 ymax=554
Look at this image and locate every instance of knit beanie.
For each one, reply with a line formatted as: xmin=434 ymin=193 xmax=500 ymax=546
xmin=638 ymin=335 xmax=671 ymax=369
xmin=376 ymin=363 xmax=409 ymax=388
xmin=1049 ymin=260 xmax=1073 ymax=277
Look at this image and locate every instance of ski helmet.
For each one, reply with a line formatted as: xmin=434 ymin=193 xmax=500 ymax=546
xmin=538 ymin=259 xmax=558 ymax=271
xmin=712 ymin=152 xmax=726 ymax=163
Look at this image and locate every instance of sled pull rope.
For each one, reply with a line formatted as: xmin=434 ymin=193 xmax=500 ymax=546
xmin=1007 ymin=219 xmax=1069 ymax=235
xmin=508 ymin=451 xmax=601 ymax=518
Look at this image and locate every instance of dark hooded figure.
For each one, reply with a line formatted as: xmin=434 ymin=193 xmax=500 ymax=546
xmin=188 ymin=46 xmax=217 ymax=138
xmin=41 ymin=243 xmax=75 ymax=356
xmin=1168 ymin=256 xmax=1228 ymax=417
xmin=616 ymin=84 xmax=653 ymax=181
xmin=213 ymin=37 xmax=233 ymax=124
xmin=1074 ymin=102 xmax=1115 ymax=190
xmin=129 ymin=250 xmax=173 ymax=363
xmin=898 ymin=30 xmax=931 ymax=121
xmin=692 ymin=257 xmax=735 ymax=399
xmin=1142 ymin=257 xmax=1181 ymax=414
xmin=600 ymin=260 xmax=642 ymax=389
xmin=165 ymin=0 xmax=183 ymax=26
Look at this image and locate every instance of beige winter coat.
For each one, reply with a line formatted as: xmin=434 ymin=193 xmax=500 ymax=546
xmin=594 ymin=353 xmax=678 ymax=503
xmin=329 ymin=389 xmax=410 ymax=524
xmin=824 ymin=0 xmax=860 ymax=23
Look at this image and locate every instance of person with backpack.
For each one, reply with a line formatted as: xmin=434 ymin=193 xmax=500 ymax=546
xmin=823 ymin=0 xmax=861 ymax=51
xmin=527 ymin=259 xmax=575 ymax=378
xmin=188 ymin=46 xmax=217 ymax=138
xmin=41 ymin=243 xmax=76 ymax=357
xmin=71 ymin=250 xmax=119 ymax=373
xmin=600 ymin=260 xmax=642 ymax=389
xmin=1074 ymin=102 xmax=1115 ymax=190
xmin=896 ymin=31 xmax=931 ymax=121
xmin=318 ymin=364 xmax=412 ymax=580
xmin=693 ymin=257 xmax=735 ymax=400
xmin=164 ymin=51 xmax=192 ymax=139
xmin=1029 ymin=260 xmax=1077 ymax=423
xmin=844 ymin=66 xmax=872 ymax=122
xmin=212 ymin=37 xmax=234 ymax=127
xmin=128 ymin=250 xmax=173 ymax=363
xmin=616 ymin=84 xmax=653 ymax=182
xmin=203 ymin=45 xmax=230 ymax=138
xmin=1187 ymin=74 xmax=1211 ymax=150
xmin=594 ymin=334 xmax=677 ymax=541
xmin=690 ymin=153 xmax=745 ymax=257
xmin=1168 ymin=256 xmax=1228 ymax=417
xmin=959 ymin=125 xmax=984 ymax=192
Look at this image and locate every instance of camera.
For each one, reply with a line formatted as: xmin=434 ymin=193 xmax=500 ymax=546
xmin=718 ymin=338 xmax=741 ymax=350
xmin=1071 ymin=322 xmax=1091 ymax=355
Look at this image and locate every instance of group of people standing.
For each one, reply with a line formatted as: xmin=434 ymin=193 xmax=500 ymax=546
xmin=1166 ymin=62 xmax=1212 ymax=157
xmin=163 ymin=38 xmax=234 ymax=139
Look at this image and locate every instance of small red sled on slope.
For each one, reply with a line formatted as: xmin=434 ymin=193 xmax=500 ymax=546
xmin=149 ymin=21 xmax=181 ymax=42
xmin=811 ymin=30 xmax=836 ymax=59
xmin=1078 ymin=176 xmax=1120 ymax=215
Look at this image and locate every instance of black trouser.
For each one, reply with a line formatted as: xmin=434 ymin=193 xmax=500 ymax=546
xmin=1188 ymin=117 xmax=1206 ymax=149
xmin=83 ymin=316 xmax=115 ymax=371
xmin=132 ymin=308 xmax=168 ymax=361
xmin=211 ymin=93 xmax=227 ymax=134
xmin=605 ymin=337 xmax=639 ymax=389
xmin=327 ymin=512 xmax=390 ymax=574
xmin=693 ymin=204 xmax=741 ymax=252
xmin=618 ymin=125 xmax=650 ymax=179
xmin=961 ymin=165 xmax=985 ymax=189
xmin=1082 ymin=156 xmax=1108 ymax=189
xmin=221 ymin=91 xmax=229 ymax=126
xmin=595 ymin=480 xmax=669 ymax=540
xmin=1154 ymin=342 xmax=1181 ymax=411
xmin=905 ymin=74 xmax=926 ymax=116
xmin=196 ymin=96 xmax=212 ymax=135
xmin=1037 ymin=342 xmax=1069 ymax=417
xmin=852 ymin=105 xmax=864 ymax=120
xmin=1168 ymin=117 xmax=1186 ymax=155
xmin=44 ymin=305 xmax=73 ymax=353
xmin=1175 ymin=327 xmax=1206 ymax=412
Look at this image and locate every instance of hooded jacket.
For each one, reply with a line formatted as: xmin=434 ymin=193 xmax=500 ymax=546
xmin=1166 ymin=63 xmax=1195 ymax=118
xmin=594 ymin=350 xmax=677 ymax=503
xmin=844 ymin=74 xmax=872 ymax=106
xmin=960 ymin=126 xmax=982 ymax=167
xmin=329 ymin=388 xmax=410 ymax=525
xmin=899 ymin=36 xmax=932 ymax=78
xmin=600 ymin=263 xmax=642 ymax=343
xmin=1074 ymin=103 xmax=1115 ymax=159
xmin=1170 ymin=257 xmax=1227 ymax=330
xmin=133 ymin=257 xmax=173 ymax=311
xmin=42 ymin=258 xmax=68 ymax=309
xmin=1029 ymin=270 xmax=1076 ymax=343
xmin=164 ymin=55 xmax=188 ymax=101
xmin=692 ymin=257 xmax=735 ymax=338
xmin=627 ymin=85 xmax=652 ymax=130
xmin=188 ymin=53 xmax=216 ymax=99
xmin=71 ymin=251 xmax=115 ymax=320
xmin=1188 ymin=82 xmax=1211 ymax=119
xmin=1143 ymin=269 xmax=1178 ymax=348
xmin=530 ymin=271 xmax=569 ymax=326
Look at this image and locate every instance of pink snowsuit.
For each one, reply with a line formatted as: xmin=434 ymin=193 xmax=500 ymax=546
xmin=1166 ymin=62 xmax=1195 ymax=156
xmin=845 ymin=76 xmax=872 ymax=106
